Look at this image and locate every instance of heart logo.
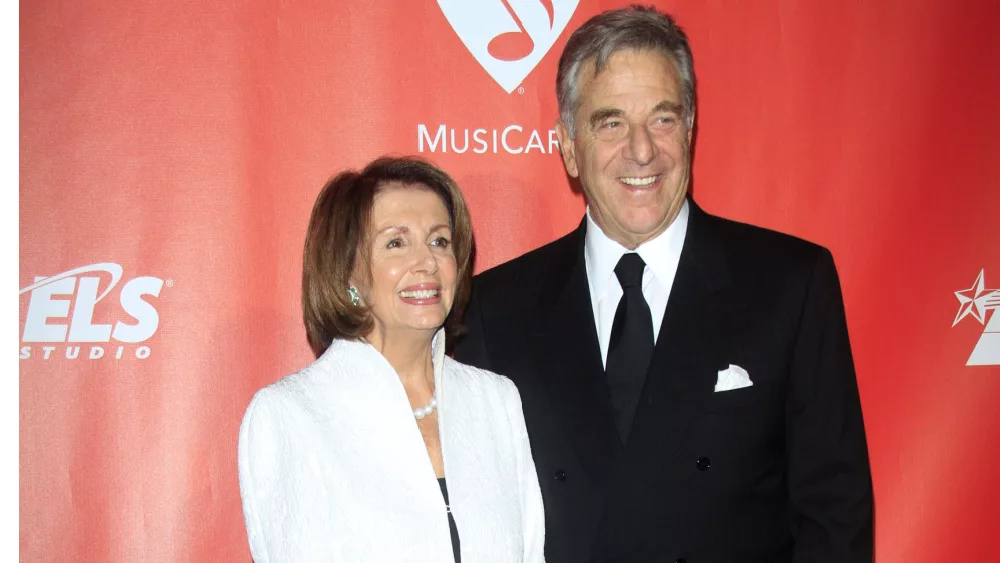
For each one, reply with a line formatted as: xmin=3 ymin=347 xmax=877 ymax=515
xmin=438 ymin=0 xmax=580 ymax=93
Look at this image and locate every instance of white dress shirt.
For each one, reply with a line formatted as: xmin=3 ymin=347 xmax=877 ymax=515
xmin=584 ymin=200 xmax=689 ymax=367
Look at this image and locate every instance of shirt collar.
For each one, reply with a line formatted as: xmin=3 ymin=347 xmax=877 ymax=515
xmin=585 ymin=199 xmax=689 ymax=300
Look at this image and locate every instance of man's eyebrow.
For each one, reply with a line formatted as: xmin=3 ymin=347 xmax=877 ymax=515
xmin=587 ymin=102 xmax=683 ymax=129
xmin=652 ymin=100 xmax=684 ymax=114
xmin=588 ymin=108 xmax=625 ymax=128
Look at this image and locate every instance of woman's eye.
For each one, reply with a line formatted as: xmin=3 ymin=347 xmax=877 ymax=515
xmin=431 ymin=237 xmax=451 ymax=248
xmin=386 ymin=238 xmax=403 ymax=249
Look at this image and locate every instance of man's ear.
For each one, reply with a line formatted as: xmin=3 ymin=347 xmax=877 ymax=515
xmin=554 ymin=120 xmax=579 ymax=178
xmin=686 ymin=108 xmax=696 ymax=145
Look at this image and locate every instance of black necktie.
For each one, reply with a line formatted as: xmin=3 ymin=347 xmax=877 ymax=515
xmin=605 ymin=253 xmax=654 ymax=443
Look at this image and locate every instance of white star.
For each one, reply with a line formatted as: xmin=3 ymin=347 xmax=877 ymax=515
xmin=953 ymin=269 xmax=999 ymax=326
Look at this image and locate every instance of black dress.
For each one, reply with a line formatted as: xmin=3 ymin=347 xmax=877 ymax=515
xmin=437 ymin=477 xmax=461 ymax=563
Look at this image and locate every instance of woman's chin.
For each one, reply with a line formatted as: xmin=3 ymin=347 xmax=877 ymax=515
xmin=381 ymin=318 xmax=448 ymax=337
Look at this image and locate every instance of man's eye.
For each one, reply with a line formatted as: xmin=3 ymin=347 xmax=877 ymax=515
xmin=594 ymin=119 xmax=629 ymax=141
xmin=653 ymin=116 xmax=678 ymax=128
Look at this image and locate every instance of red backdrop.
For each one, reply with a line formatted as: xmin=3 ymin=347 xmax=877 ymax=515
xmin=19 ymin=0 xmax=1000 ymax=561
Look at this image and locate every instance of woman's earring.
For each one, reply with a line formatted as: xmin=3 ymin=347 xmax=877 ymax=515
xmin=347 ymin=286 xmax=361 ymax=306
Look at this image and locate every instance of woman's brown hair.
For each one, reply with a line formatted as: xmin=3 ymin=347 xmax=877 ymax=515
xmin=302 ymin=156 xmax=475 ymax=357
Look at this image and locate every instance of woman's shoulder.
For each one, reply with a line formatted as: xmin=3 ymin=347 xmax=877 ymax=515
xmin=242 ymin=355 xmax=338 ymax=425
xmin=443 ymin=356 xmax=520 ymax=400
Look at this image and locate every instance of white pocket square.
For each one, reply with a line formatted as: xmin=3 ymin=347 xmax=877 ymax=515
xmin=715 ymin=364 xmax=753 ymax=392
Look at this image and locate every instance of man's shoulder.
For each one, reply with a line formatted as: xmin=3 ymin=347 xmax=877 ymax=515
xmin=699 ymin=208 xmax=830 ymax=268
xmin=473 ymin=227 xmax=580 ymax=291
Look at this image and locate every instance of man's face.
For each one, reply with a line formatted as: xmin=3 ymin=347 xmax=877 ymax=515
xmin=556 ymin=49 xmax=693 ymax=249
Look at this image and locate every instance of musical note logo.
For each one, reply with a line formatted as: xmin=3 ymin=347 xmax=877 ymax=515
xmin=438 ymin=0 xmax=579 ymax=93
xmin=487 ymin=0 xmax=554 ymax=61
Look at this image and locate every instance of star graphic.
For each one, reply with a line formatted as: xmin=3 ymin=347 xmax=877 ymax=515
xmin=953 ymin=269 xmax=1000 ymax=326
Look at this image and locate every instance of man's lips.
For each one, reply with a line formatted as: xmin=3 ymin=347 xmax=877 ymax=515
xmin=619 ymin=175 xmax=661 ymax=188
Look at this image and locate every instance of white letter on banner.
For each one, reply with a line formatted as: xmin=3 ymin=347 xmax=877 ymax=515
xmin=418 ymin=124 xmax=446 ymax=153
xmin=524 ymin=129 xmax=545 ymax=153
xmin=68 ymin=277 xmax=113 ymax=342
xmin=113 ymin=277 xmax=163 ymax=343
xmin=473 ymin=129 xmax=488 ymax=154
xmin=22 ymin=277 xmax=75 ymax=342
xmin=502 ymin=125 xmax=523 ymax=154
xmin=451 ymin=128 xmax=469 ymax=154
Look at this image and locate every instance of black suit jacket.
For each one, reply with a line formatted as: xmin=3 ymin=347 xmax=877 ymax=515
xmin=455 ymin=199 xmax=873 ymax=563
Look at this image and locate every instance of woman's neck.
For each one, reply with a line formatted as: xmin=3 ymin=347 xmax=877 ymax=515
xmin=366 ymin=328 xmax=436 ymax=387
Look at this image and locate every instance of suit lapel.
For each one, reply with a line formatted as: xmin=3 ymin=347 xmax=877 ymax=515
xmin=532 ymin=220 xmax=622 ymax=485
xmin=528 ymin=203 xmax=740 ymax=482
xmin=593 ymin=201 xmax=742 ymax=559
xmin=627 ymin=200 xmax=737 ymax=447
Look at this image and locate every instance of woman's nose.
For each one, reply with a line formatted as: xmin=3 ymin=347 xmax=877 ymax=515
xmin=412 ymin=245 xmax=439 ymax=274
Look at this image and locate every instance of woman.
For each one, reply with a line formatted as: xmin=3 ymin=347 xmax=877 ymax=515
xmin=238 ymin=156 xmax=545 ymax=562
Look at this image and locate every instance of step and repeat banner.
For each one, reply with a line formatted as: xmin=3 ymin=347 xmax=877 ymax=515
xmin=19 ymin=0 xmax=999 ymax=561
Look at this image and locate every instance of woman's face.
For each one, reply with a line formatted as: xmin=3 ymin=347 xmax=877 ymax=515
xmin=357 ymin=183 xmax=457 ymax=342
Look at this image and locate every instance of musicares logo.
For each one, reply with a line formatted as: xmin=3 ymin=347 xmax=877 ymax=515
xmin=438 ymin=0 xmax=580 ymax=93
xmin=19 ymin=263 xmax=168 ymax=361
xmin=952 ymin=268 xmax=1000 ymax=366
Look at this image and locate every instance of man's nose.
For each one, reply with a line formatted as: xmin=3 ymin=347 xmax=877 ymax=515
xmin=624 ymin=124 xmax=657 ymax=165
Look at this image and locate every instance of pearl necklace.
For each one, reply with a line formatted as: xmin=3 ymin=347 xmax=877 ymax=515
xmin=413 ymin=395 xmax=437 ymax=419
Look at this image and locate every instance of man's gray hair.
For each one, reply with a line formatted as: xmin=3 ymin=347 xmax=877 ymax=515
xmin=556 ymin=5 xmax=696 ymax=137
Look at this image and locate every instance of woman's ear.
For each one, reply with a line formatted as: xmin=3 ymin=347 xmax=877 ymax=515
xmin=347 ymin=267 xmax=370 ymax=307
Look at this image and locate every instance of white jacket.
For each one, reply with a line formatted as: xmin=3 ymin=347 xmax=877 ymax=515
xmin=238 ymin=330 xmax=545 ymax=562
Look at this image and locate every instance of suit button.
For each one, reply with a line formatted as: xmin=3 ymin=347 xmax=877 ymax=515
xmin=554 ymin=469 xmax=567 ymax=482
xmin=696 ymin=457 xmax=711 ymax=471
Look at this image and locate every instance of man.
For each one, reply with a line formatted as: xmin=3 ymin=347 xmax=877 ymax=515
xmin=455 ymin=5 xmax=873 ymax=563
